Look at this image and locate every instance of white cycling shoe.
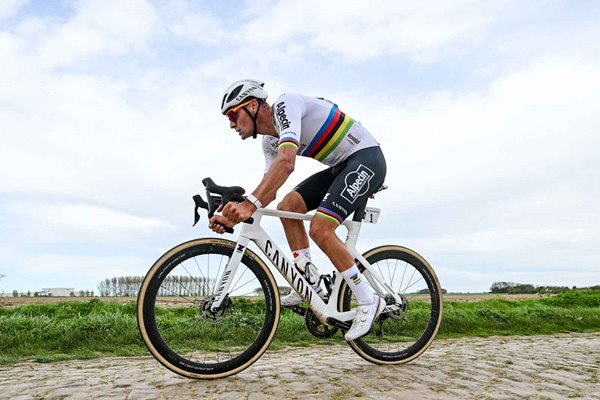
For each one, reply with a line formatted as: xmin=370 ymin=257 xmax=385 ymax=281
xmin=344 ymin=296 xmax=387 ymax=341
xmin=281 ymin=288 xmax=327 ymax=307
xmin=281 ymin=291 xmax=304 ymax=307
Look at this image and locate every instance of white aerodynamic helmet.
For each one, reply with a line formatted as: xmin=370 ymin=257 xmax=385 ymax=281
xmin=220 ymin=79 xmax=268 ymax=115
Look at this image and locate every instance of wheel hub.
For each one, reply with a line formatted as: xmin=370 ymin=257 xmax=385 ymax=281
xmin=198 ymin=295 xmax=232 ymax=323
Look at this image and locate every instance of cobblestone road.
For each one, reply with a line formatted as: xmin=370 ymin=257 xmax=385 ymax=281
xmin=1 ymin=333 xmax=599 ymax=399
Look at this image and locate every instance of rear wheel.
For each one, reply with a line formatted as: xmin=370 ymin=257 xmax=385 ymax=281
xmin=339 ymin=245 xmax=443 ymax=364
xmin=137 ymin=238 xmax=280 ymax=379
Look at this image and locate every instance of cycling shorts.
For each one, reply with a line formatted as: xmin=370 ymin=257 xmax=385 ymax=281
xmin=294 ymin=146 xmax=387 ymax=224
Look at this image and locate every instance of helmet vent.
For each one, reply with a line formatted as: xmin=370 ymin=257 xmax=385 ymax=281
xmin=226 ymin=84 xmax=244 ymax=103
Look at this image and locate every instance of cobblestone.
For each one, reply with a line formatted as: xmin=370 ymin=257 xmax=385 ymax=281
xmin=0 ymin=333 xmax=599 ymax=399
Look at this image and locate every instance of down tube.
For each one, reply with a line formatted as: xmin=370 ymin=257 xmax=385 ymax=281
xmin=253 ymin=237 xmax=317 ymax=305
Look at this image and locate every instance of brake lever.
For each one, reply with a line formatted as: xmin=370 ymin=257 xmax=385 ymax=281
xmin=192 ymin=194 xmax=209 ymax=226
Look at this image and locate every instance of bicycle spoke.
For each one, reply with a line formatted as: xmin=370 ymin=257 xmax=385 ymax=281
xmin=140 ymin=241 xmax=275 ymax=377
xmin=343 ymin=247 xmax=442 ymax=364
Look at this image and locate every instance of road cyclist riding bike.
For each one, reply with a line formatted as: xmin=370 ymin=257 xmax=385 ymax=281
xmin=212 ymin=79 xmax=388 ymax=340
xmin=136 ymin=79 xmax=443 ymax=379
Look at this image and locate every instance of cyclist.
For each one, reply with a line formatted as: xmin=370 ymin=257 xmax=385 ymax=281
xmin=209 ymin=79 xmax=387 ymax=340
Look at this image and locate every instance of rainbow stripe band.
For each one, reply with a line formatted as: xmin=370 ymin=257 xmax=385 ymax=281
xmin=316 ymin=207 xmax=344 ymax=225
xmin=279 ymin=142 xmax=299 ymax=150
xmin=350 ymin=273 xmax=361 ymax=285
xmin=279 ymin=137 xmax=300 ymax=151
xmin=303 ymin=104 xmax=355 ymax=161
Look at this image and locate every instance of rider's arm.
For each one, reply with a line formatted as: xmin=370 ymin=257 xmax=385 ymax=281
xmin=249 ymin=146 xmax=296 ymax=207
xmin=248 ymin=94 xmax=304 ymax=207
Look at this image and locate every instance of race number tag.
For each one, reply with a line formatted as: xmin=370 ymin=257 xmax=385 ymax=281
xmin=363 ymin=207 xmax=381 ymax=224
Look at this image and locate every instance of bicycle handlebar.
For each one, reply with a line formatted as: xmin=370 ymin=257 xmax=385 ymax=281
xmin=192 ymin=177 xmax=254 ymax=234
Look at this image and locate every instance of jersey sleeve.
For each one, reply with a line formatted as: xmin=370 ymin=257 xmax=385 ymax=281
xmin=273 ymin=93 xmax=306 ymax=151
xmin=262 ymin=136 xmax=279 ymax=174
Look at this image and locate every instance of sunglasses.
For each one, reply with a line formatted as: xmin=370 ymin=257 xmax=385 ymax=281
xmin=226 ymin=99 xmax=254 ymax=123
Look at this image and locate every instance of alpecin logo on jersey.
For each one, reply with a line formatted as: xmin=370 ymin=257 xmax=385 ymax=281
xmin=275 ymin=102 xmax=290 ymax=130
xmin=341 ymin=164 xmax=374 ymax=204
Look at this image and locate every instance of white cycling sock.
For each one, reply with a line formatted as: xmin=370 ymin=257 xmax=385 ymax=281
xmin=341 ymin=265 xmax=375 ymax=305
xmin=292 ymin=251 xmax=322 ymax=294
xmin=293 ymin=247 xmax=311 ymax=260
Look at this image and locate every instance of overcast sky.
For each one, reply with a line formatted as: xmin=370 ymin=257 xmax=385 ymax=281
xmin=1 ymin=0 xmax=599 ymax=294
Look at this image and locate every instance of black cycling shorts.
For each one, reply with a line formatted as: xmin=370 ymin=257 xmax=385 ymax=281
xmin=294 ymin=146 xmax=387 ymax=224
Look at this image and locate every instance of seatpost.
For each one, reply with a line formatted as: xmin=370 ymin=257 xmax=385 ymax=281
xmin=352 ymin=201 xmax=368 ymax=222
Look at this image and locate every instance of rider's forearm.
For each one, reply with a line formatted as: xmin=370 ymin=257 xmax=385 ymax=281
xmin=252 ymin=155 xmax=294 ymax=206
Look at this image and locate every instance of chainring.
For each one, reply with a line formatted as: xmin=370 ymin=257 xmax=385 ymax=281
xmin=304 ymin=308 xmax=339 ymax=339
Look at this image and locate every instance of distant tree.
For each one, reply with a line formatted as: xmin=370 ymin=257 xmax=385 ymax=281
xmin=70 ymin=291 xmax=75 ymax=297
xmin=12 ymin=290 xmax=18 ymax=297
xmin=79 ymin=290 xmax=85 ymax=297
xmin=508 ymin=284 xmax=535 ymax=294
xmin=490 ymin=282 xmax=516 ymax=293
xmin=34 ymin=291 xmax=39 ymax=297
xmin=27 ymin=290 xmax=31 ymax=297
xmin=90 ymin=290 xmax=95 ymax=297
xmin=97 ymin=279 xmax=109 ymax=297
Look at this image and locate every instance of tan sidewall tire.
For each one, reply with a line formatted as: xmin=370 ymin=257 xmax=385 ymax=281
xmin=136 ymin=237 xmax=280 ymax=379
xmin=339 ymin=245 xmax=443 ymax=365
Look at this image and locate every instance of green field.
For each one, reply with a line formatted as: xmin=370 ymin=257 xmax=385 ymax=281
xmin=0 ymin=291 xmax=598 ymax=364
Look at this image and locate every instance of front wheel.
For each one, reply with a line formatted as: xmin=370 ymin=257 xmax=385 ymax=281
xmin=137 ymin=238 xmax=280 ymax=379
xmin=339 ymin=245 xmax=443 ymax=364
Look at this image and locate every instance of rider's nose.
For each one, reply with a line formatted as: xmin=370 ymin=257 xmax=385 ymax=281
xmin=229 ymin=120 xmax=236 ymax=129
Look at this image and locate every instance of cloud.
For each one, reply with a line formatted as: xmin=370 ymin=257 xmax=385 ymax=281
xmin=164 ymin=3 xmax=227 ymax=46
xmin=7 ymin=202 xmax=175 ymax=243
xmin=2 ymin=1 xmax=599 ymax=293
xmin=0 ymin=0 xmax=27 ymax=22
xmin=236 ymin=0 xmax=502 ymax=61
xmin=18 ymin=254 xmax=152 ymax=291
xmin=34 ymin=0 xmax=161 ymax=68
xmin=349 ymin=55 xmax=600 ymax=209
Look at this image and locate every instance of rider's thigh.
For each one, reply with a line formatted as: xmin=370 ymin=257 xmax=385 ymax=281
xmin=316 ymin=146 xmax=387 ymax=224
xmin=277 ymin=191 xmax=308 ymax=213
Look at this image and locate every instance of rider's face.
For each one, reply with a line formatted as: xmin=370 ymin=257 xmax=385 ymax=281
xmin=227 ymin=99 xmax=256 ymax=140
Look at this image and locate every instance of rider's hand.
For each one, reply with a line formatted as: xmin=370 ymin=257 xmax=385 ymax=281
xmin=208 ymin=214 xmax=235 ymax=234
xmin=222 ymin=201 xmax=255 ymax=224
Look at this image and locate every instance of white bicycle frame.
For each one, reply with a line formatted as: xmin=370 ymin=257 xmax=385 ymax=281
xmin=210 ymin=207 xmax=404 ymax=326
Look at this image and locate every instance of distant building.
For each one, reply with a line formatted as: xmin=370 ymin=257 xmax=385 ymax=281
xmin=42 ymin=288 xmax=75 ymax=297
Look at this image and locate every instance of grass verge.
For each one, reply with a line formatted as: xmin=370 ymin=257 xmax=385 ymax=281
xmin=0 ymin=291 xmax=598 ymax=364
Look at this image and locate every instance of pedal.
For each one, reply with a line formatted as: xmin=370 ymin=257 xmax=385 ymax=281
xmin=325 ymin=317 xmax=352 ymax=331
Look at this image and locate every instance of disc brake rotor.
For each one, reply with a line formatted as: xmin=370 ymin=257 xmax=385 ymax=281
xmin=198 ymin=296 xmax=232 ymax=323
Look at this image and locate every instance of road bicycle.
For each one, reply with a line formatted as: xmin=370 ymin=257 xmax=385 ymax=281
xmin=137 ymin=178 xmax=443 ymax=379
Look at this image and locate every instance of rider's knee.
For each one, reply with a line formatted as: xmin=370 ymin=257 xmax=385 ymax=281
xmin=309 ymin=219 xmax=335 ymax=244
xmin=277 ymin=192 xmax=305 ymax=213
